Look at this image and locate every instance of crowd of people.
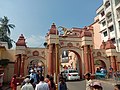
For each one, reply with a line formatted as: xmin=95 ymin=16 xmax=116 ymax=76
xmin=10 ymin=64 xmax=120 ymax=90
xmin=95 ymin=66 xmax=120 ymax=82
xmin=10 ymin=63 xmax=68 ymax=90
xmin=10 ymin=74 xmax=68 ymax=90
xmin=10 ymin=72 xmax=120 ymax=90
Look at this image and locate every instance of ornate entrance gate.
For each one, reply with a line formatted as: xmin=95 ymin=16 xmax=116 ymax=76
xmin=46 ymin=23 xmax=95 ymax=78
xmin=14 ymin=24 xmax=119 ymax=80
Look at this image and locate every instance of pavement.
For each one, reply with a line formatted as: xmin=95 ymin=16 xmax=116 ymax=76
xmin=1 ymin=78 xmax=119 ymax=90
xmin=93 ymin=78 xmax=120 ymax=86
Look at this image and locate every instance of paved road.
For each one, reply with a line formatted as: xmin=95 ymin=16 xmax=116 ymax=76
xmin=66 ymin=80 xmax=114 ymax=90
xmin=4 ymin=80 xmax=115 ymax=90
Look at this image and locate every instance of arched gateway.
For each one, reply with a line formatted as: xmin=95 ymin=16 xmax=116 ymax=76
xmin=14 ymin=23 xmax=119 ymax=79
xmin=45 ymin=23 xmax=95 ymax=78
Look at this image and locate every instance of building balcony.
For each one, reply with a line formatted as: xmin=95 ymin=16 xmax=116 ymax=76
xmin=100 ymin=24 xmax=107 ymax=31
xmin=110 ymin=31 xmax=115 ymax=39
xmin=96 ymin=5 xmax=104 ymax=15
xmin=99 ymin=15 xmax=105 ymax=22
xmin=103 ymin=36 xmax=108 ymax=42
xmin=107 ymin=18 xmax=113 ymax=25
xmin=116 ymin=7 xmax=120 ymax=20
xmin=105 ymin=7 xmax=112 ymax=15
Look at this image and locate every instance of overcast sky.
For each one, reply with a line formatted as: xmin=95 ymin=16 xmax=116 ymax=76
xmin=0 ymin=0 xmax=102 ymax=48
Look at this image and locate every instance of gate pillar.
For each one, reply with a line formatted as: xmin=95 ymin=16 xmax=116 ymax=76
xmin=110 ymin=56 xmax=117 ymax=71
xmin=81 ymin=26 xmax=93 ymax=74
xmin=105 ymin=39 xmax=117 ymax=71
xmin=83 ymin=45 xmax=90 ymax=74
xmin=48 ymin=44 xmax=54 ymax=75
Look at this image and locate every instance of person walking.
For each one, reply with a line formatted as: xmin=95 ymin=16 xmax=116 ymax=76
xmin=21 ymin=78 xmax=34 ymax=90
xmin=10 ymin=74 xmax=18 ymax=90
xmin=21 ymin=75 xmax=30 ymax=88
xmin=85 ymin=73 xmax=93 ymax=90
xmin=91 ymin=82 xmax=103 ymax=90
xmin=35 ymin=76 xmax=49 ymax=90
xmin=58 ymin=77 xmax=67 ymax=90
xmin=48 ymin=76 xmax=56 ymax=90
xmin=44 ymin=74 xmax=50 ymax=83
xmin=30 ymin=70 xmax=37 ymax=84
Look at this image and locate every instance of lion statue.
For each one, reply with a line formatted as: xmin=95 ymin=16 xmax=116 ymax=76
xmin=58 ymin=26 xmax=72 ymax=36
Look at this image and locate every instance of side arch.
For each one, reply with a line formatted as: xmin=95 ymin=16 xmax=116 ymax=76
xmin=94 ymin=56 xmax=110 ymax=71
xmin=24 ymin=56 xmax=47 ymax=76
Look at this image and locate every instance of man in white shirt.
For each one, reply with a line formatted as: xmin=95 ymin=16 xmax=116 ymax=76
xmin=21 ymin=78 xmax=34 ymax=90
xmin=35 ymin=76 xmax=49 ymax=90
xmin=85 ymin=73 xmax=93 ymax=90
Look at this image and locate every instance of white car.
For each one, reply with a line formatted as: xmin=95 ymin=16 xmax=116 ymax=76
xmin=63 ymin=69 xmax=80 ymax=81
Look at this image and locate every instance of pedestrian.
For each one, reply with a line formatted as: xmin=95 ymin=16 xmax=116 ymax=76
xmin=113 ymin=71 xmax=118 ymax=83
xmin=96 ymin=68 xmax=101 ymax=73
xmin=36 ymin=70 xmax=40 ymax=84
xmin=114 ymin=84 xmax=120 ymax=90
xmin=21 ymin=75 xmax=30 ymax=88
xmin=109 ymin=65 xmax=113 ymax=78
xmin=91 ymin=82 xmax=103 ymax=90
xmin=30 ymin=78 xmax=36 ymax=89
xmin=44 ymin=74 xmax=50 ymax=83
xmin=10 ymin=74 xmax=18 ymax=90
xmin=21 ymin=78 xmax=34 ymax=90
xmin=58 ymin=77 xmax=67 ymax=90
xmin=84 ymin=73 xmax=93 ymax=90
xmin=30 ymin=70 xmax=37 ymax=84
xmin=35 ymin=76 xmax=49 ymax=90
xmin=48 ymin=76 xmax=56 ymax=90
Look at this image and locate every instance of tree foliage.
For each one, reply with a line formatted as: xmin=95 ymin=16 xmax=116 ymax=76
xmin=0 ymin=16 xmax=15 ymax=49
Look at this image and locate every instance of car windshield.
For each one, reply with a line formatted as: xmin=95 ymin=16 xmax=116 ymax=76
xmin=69 ymin=70 xmax=78 ymax=73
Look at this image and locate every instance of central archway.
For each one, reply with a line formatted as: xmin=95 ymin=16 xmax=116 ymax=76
xmin=59 ymin=47 xmax=83 ymax=79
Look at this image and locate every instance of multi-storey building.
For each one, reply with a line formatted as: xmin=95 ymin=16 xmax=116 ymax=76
xmin=96 ymin=0 xmax=120 ymax=51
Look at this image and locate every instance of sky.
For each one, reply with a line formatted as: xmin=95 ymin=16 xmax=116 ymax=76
xmin=0 ymin=0 xmax=102 ymax=48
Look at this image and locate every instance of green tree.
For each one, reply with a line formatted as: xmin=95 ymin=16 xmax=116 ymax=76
xmin=0 ymin=16 xmax=15 ymax=49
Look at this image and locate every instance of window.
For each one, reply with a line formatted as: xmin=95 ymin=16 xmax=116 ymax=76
xmin=109 ymin=25 xmax=114 ymax=32
xmin=116 ymin=7 xmax=120 ymax=19
xmin=107 ymin=13 xmax=112 ymax=19
xmin=62 ymin=51 xmax=68 ymax=58
xmin=69 ymin=70 xmax=78 ymax=73
xmin=101 ymin=11 xmax=105 ymax=17
xmin=106 ymin=12 xmax=112 ymax=23
xmin=103 ymin=31 xmax=107 ymax=37
xmin=105 ymin=1 xmax=110 ymax=9
xmin=102 ymin=21 xmax=106 ymax=27
xmin=111 ymin=38 xmax=116 ymax=44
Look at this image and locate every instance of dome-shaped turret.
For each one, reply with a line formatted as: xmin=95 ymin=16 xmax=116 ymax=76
xmin=105 ymin=38 xmax=116 ymax=50
xmin=16 ymin=34 xmax=26 ymax=46
xmin=49 ymin=23 xmax=58 ymax=35
xmin=81 ymin=26 xmax=92 ymax=37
